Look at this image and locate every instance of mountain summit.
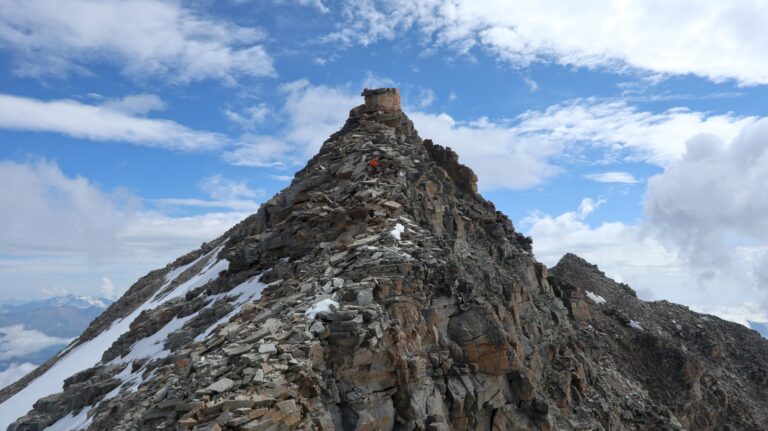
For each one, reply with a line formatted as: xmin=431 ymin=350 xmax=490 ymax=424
xmin=2 ymin=89 xmax=767 ymax=430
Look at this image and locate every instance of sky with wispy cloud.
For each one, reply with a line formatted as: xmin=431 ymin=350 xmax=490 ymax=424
xmin=2 ymin=0 xmax=768 ymax=324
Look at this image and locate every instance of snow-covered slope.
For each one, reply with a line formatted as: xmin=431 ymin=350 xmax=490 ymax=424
xmin=0 ymin=242 xmax=269 ymax=429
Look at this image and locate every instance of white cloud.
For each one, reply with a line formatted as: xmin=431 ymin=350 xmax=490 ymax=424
xmin=0 ymin=160 xmax=250 ymax=300
xmin=199 ymin=175 xmax=261 ymax=201
xmin=417 ymin=87 xmax=436 ymax=108
xmin=524 ymin=199 xmax=680 ymax=281
xmin=115 ymin=211 xmax=250 ymax=259
xmin=224 ymin=103 xmax=270 ymax=130
xmin=154 ymin=174 xmax=265 ymax=211
xmin=99 ymin=277 xmax=116 ymax=300
xmin=523 ymin=77 xmax=538 ymax=92
xmin=100 ymin=94 xmax=166 ymax=116
xmin=223 ymin=135 xmax=293 ymax=168
xmin=361 ymin=71 xmax=398 ymax=89
xmin=410 ymin=111 xmax=565 ymax=190
xmin=0 ymin=325 xmax=72 ymax=361
xmin=281 ymin=80 xmax=360 ymax=157
xmin=576 ymin=197 xmax=605 ymax=218
xmin=691 ymin=303 xmax=768 ymax=328
xmin=508 ymin=99 xmax=755 ymax=166
xmin=411 ymin=99 xmax=753 ymax=190
xmin=0 ymin=160 xmax=126 ymax=257
xmin=523 ymin=198 xmax=766 ymax=314
xmin=331 ymin=0 xmax=768 ymax=85
xmin=0 ymin=94 xmax=227 ymax=151
xmin=0 ymin=0 xmax=275 ymax=83
xmin=0 ymin=362 xmax=37 ymax=390
xmin=585 ymin=171 xmax=639 ymax=184
xmin=272 ymin=0 xmax=330 ymax=13
xmin=222 ymin=79 xmax=359 ymax=167
xmin=644 ymin=119 xmax=768 ymax=291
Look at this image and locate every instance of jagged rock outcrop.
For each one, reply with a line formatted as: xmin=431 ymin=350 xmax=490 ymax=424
xmin=3 ymin=89 xmax=767 ymax=431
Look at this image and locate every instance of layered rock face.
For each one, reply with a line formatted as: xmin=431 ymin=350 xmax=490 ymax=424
xmin=4 ymin=89 xmax=768 ymax=430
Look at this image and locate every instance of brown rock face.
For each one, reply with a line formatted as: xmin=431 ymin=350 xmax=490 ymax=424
xmin=362 ymin=88 xmax=401 ymax=112
xmin=5 ymin=90 xmax=768 ymax=431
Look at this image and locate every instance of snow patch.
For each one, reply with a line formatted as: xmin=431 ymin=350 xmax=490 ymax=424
xmin=43 ymin=406 xmax=92 ymax=431
xmin=305 ymin=299 xmax=339 ymax=320
xmin=0 ymin=246 xmax=227 ymax=429
xmin=152 ymin=251 xmax=229 ymax=305
xmin=162 ymin=252 xmax=207 ymax=284
xmin=629 ymin=320 xmax=644 ymax=330
xmin=112 ymin=315 xmax=194 ymax=364
xmin=194 ymin=276 xmax=269 ymax=342
xmin=390 ymin=223 xmax=405 ymax=241
xmin=116 ymin=267 xmax=268 ymax=363
xmin=585 ymin=291 xmax=606 ymax=304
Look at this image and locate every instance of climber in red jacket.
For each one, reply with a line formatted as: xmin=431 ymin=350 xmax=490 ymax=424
xmin=367 ymin=157 xmax=381 ymax=175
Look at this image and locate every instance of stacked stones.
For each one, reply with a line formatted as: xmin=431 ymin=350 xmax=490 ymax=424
xmin=7 ymin=89 xmax=768 ymax=431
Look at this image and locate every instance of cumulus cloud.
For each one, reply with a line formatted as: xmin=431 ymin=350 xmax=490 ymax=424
xmin=410 ymin=112 xmax=565 ymax=190
xmin=0 ymin=362 xmax=36 ymax=390
xmin=330 ymin=0 xmax=768 ymax=85
xmin=523 ymin=198 xmax=765 ymax=314
xmin=0 ymin=0 xmax=275 ymax=83
xmin=99 ymin=277 xmax=117 ymax=300
xmin=524 ymin=198 xmax=680 ymax=282
xmin=0 ymin=94 xmax=227 ymax=151
xmin=0 ymin=160 xmax=251 ymax=300
xmin=585 ymin=171 xmax=639 ymax=184
xmin=0 ymin=325 xmax=72 ymax=361
xmin=644 ymin=119 xmax=768 ymax=288
xmin=0 ymin=160 xmax=125 ymax=257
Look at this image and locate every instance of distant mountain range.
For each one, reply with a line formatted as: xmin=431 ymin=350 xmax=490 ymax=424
xmin=0 ymin=295 xmax=112 ymax=389
xmin=0 ymin=294 xmax=111 ymax=338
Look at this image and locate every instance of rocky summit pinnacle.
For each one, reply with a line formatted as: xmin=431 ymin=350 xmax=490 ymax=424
xmin=3 ymin=89 xmax=768 ymax=430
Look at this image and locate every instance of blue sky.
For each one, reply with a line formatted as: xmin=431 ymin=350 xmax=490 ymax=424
xmin=2 ymin=0 xmax=768 ymax=325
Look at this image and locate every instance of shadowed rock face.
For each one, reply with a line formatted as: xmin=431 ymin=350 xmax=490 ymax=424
xmin=5 ymin=90 xmax=768 ymax=431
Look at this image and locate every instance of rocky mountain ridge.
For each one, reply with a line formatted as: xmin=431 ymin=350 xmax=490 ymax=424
xmin=1 ymin=88 xmax=767 ymax=430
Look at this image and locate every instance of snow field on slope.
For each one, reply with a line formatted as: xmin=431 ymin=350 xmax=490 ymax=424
xmin=0 ymin=246 xmax=225 ymax=429
xmin=38 ymin=272 xmax=270 ymax=430
xmin=43 ymin=406 xmax=92 ymax=431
